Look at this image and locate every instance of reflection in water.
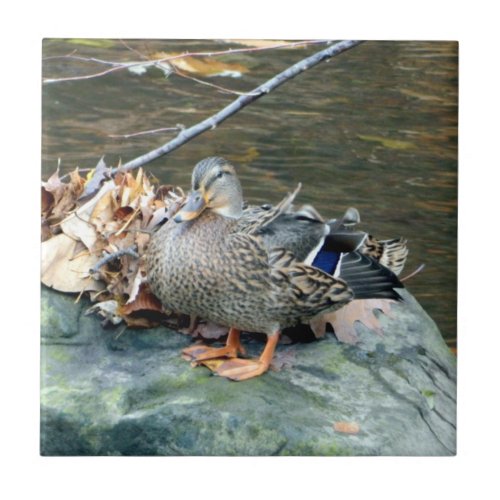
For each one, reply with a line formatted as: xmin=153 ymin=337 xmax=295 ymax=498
xmin=42 ymin=40 xmax=457 ymax=348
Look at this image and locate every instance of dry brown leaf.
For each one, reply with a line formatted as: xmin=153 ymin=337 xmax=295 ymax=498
xmin=60 ymin=180 xmax=116 ymax=250
xmin=41 ymin=187 xmax=55 ymax=215
xmin=333 ymin=421 xmax=360 ymax=434
xmin=42 ymin=168 xmax=65 ymax=203
xmin=152 ymin=52 xmax=248 ymax=77
xmin=120 ymin=283 xmax=164 ymax=315
xmin=89 ymin=189 xmax=115 ymax=233
xmin=41 ymin=218 xmax=53 ymax=242
xmin=85 ymin=300 xmax=122 ymax=325
xmin=48 ymin=169 xmax=85 ymax=220
xmin=310 ymin=299 xmax=395 ymax=344
xmin=122 ymin=315 xmax=162 ymax=328
xmin=124 ymin=267 xmax=147 ymax=305
xmin=41 ymin=233 xmax=103 ymax=292
xmin=114 ymin=206 xmax=134 ymax=221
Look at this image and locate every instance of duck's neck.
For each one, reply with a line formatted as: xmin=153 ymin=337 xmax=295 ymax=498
xmin=211 ymin=188 xmax=243 ymax=219
xmin=212 ymin=202 xmax=243 ymax=219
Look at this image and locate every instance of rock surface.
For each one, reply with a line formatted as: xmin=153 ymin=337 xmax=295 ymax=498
xmin=40 ymin=286 xmax=456 ymax=456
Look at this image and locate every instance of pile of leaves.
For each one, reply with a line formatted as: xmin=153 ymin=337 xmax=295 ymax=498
xmin=41 ymin=159 xmax=185 ymax=329
xmin=41 ymin=159 xmax=396 ymax=344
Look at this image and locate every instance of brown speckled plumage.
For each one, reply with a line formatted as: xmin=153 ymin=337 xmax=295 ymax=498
xmin=147 ymin=209 xmax=353 ymax=335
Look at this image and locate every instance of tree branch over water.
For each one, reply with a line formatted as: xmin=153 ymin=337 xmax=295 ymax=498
xmin=112 ymin=40 xmax=364 ymax=174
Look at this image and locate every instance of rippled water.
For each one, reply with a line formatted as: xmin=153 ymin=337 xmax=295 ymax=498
xmin=42 ymin=39 xmax=457 ymax=348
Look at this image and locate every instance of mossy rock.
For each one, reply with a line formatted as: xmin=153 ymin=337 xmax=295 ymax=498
xmin=40 ymin=286 xmax=456 ymax=456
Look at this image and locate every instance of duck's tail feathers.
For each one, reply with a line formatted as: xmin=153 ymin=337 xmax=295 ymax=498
xmin=360 ymin=235 xmax=408 ymax=276
xmin=338 ymin=251 xmax=403 ymax=301
xmin=378 ymin=238 xmax=408 ymax=276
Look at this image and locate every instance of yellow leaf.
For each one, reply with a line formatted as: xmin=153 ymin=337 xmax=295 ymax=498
xmin=153 ymin=52 xmax=248 ymax=77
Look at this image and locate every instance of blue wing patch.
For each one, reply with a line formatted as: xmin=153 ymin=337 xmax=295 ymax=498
xmin=311 ymin=249 xmax=340 ymax=276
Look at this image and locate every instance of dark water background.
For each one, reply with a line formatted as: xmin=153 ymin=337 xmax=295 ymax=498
xmin=42 ymin=39 xmax=458 ymax=349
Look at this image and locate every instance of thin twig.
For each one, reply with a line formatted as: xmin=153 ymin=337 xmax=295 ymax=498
xmin=113 ymin=40 xmax=364 ymax=174
xmin=401 ymin=264 xmax=426 ymax=282
xmin=90 ymin=246 xmax=139 ymax=275
xmin=108 ymin=126 xmax=182 ymax=139
xmin=172 ymin=67 xmax=260 ymax=96
xmin=119 ymin=39 xmax=150 ymax=61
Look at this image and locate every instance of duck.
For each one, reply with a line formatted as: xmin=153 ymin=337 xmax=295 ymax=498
xmin=146 ymin=157 xmax=404 ymax=381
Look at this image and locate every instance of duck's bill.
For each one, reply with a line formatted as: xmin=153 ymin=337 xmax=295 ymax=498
xmin=174 ymin=190 xmax=207 ymax=222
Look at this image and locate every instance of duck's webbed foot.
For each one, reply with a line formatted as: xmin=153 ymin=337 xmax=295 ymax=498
xmin=182 ymin=328 xmax=245 ymax=362
xmin=215 ymin=331 xmax=280 ymax=381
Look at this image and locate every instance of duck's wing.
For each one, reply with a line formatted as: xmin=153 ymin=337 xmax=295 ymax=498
xmin=268 ymin=247 xmax=354 ymax=319
xmin=236 ymin=184 xmax=302 ymax=235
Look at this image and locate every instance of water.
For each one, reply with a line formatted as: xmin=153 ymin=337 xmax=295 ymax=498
xmin=42 ymin=39 xmax=458 ymax=349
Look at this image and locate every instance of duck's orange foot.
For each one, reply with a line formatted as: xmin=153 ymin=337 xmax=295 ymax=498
xmin=182 ymin=343 xmax=243 ymax=363
xmin=182 ymin=327 xmax=245 ymax=363
xmin=215 ymin=358 xmax=270 ymax=381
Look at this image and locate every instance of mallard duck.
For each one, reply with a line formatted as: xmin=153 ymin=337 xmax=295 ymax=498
xmin=147 ymin=157 xmax=403 ymax=381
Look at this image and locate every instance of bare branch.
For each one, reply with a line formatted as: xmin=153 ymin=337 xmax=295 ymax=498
xmin=113 ymin=40 xmax=364 ymax=174
xmin=108 ymin=126 xmax=183 ymax=139
xmin=89 ymin=246 xmax=139 ymax=276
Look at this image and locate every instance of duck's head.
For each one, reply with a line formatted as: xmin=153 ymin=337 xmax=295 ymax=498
xmin=174 ymin=157 xmax=243 ymax=223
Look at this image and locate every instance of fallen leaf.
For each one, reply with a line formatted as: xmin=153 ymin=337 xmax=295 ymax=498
xmin=46 ymin=169 xmax=85 ymax=220
xmin=42 ymin=168 xmax=65 ymax=201
xmin=121 ymin=283 xmax=163 ymax=314
xmin=41 ymin=187 xmax=54 ymax=215
xmin=61 ymin=180 xmax=116 ymax=249
xmin=85 ymin=300 xmax=122 ymax=325
xmin=152 ymin=52 xmax=248 ymax=78
xmin=41 ymin=218 xmax=53 ymax=242
xmin=41 ymin=233 xmax=103 ymax=292
xmin=333 ymin=421 xmax=360 ymax=434
xmin=310 ymin=299 xmax=395 ymax=343
xmin=114 ymin=206 xmax=135 ymax=221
